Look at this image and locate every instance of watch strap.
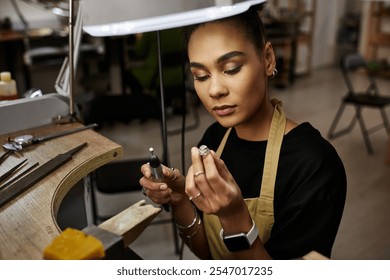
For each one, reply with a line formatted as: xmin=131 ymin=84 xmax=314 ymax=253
xmin=220 ymin=219 xmax=259 ymax=247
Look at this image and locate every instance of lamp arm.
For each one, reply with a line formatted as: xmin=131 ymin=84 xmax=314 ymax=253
xmin=68 ymin=0 xmax=75 ymax=117
xmin=54 ymin=0 xmax=83 ymax=121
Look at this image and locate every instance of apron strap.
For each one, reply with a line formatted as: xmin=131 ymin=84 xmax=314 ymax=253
xmin=260 ymin=99 xmax=286 ymax=201
xmin=216 ymin=128 xmax=232 ymax=157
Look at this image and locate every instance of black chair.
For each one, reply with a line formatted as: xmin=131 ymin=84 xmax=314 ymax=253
xmin=90 ymin=159 xmax=180 ymax=255
xmin=328 ymin=53 xmax=390 ymax=154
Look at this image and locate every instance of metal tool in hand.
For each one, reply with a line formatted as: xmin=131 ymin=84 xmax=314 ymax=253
xmin=0 ymin=142 xmax=87 ymax=208
xmin=148 ymin=147 xmax=169 ymax=212
xmin=3 ymin=123 xmax=97 ymax=152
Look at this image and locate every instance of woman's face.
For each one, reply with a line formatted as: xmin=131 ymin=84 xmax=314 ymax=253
xmin=188 ymin=21 xmax=274 ymax=129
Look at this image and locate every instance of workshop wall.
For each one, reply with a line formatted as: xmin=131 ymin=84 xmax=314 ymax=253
xmin=0 ymin=0 xmax=57 ymax=29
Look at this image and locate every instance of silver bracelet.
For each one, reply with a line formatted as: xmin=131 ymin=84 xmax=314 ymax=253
xmin=181 ymin=218 xmax=202 ymax=251
xmin=175 ymin=204 xmax=198 ymax=230
xmin=185 ymin=218 xmax=202 ymax=239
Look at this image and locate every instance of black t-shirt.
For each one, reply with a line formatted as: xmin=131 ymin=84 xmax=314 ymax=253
xmin=198 ymin=121 xmax=347 ymax=259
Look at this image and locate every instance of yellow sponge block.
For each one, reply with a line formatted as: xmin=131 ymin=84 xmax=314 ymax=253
xmin=43 ymin=228 xmax=105 ymax=260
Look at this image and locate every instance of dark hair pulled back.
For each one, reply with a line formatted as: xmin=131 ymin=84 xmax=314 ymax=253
xmin=183 ymin=4 xmax=268 ymax=55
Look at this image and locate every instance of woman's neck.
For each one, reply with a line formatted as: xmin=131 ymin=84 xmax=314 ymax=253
xmin=234 ymin=99 xmax=274 ymax=141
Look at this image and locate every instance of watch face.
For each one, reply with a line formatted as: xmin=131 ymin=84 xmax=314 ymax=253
xmin=223 ymin=233 xmax=251 ymax=252
xmin=14 ymin=135 xmax=33 ymax=145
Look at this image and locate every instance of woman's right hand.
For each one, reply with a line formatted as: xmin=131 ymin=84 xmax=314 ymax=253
xmin=186 ymin=147 xmax=246 ymax=219
xmin=139 ymin=163 xmax=187 ymax=206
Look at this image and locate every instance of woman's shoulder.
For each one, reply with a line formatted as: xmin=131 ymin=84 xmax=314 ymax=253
xmin=284 ymin=122 xmax=343 ymax=164
xmin=286 ymin=122 xmax=328 ymax=145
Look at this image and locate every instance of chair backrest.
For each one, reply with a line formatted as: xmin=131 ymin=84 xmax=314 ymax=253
xmin=341 ymin=53 xmax=367 ymax=70
xmin=340 ymin=53 xmax=379 ymax=96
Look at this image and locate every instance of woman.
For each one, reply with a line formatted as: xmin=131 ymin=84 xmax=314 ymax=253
xmin=139 ymin=5 xmax=346 ymax=260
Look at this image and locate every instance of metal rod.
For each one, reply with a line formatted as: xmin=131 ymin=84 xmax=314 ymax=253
xmin=68 ymin=0 xmax=75 ymax=117
xmin=32 ymin=123 xmax=98 ymax=144
xmin=156 ymin=31 xmax=169 ymax=165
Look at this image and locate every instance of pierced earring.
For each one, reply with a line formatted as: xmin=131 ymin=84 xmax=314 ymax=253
xmin=271 ymin=69 xmax=278 ymax=78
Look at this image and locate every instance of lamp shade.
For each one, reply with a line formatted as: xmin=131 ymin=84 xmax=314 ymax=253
xmin=82 ymin=0 xmax=266 ymax=37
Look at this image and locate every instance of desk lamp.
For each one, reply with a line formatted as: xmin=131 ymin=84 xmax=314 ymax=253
xmin=79 ymin=0 xmax=266 ymax=165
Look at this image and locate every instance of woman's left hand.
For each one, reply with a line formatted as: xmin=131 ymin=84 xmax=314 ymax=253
xmin=139 ymin=163 xmax=186 ymax=206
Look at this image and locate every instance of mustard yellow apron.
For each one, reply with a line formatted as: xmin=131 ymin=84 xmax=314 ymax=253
xmin=203 ymin=99 xmax=286 ymax=259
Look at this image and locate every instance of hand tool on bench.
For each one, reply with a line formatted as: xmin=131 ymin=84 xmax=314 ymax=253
xmin=3 ymin=123 xmax=97 ymax=152
xmin=0 ymin=142 xmax=87 ymax=208
xmin=0 ymin=162 xmax=39 ymax=191
xmin=0 ymin=150 xmax=13 ymax=165
xmin=0 ymin=159 xmax=28 ymax=184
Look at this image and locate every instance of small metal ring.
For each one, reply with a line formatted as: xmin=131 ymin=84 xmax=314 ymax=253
xmin=142 ymin=187 xmax=147 ymax=196
xmin=194 ymin=171 xmax=205 ymax=177
xmin=189 ymin=192 xmax=202 ymax=201
xmin=198 ymin=145 xmax=210 ymax=156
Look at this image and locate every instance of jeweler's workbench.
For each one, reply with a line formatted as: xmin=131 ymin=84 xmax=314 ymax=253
xmin=0 ymin=123 xmax=127 ymax=259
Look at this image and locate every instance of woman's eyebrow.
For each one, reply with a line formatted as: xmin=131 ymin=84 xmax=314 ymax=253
xmin=216 ymin=51 xmax=246 ymax=64
xmin=189 ymin=51 xmax=246 ymax=69
xmin=189 ymin=62 xmax=205 ymax=69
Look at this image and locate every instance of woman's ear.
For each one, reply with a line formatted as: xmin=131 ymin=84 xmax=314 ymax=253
xmin=263 ymin=42 xmax=276 ymax=77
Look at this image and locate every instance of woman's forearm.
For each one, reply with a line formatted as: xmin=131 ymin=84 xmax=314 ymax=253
xmin=172 ymin=200 xmax=210 ymax=259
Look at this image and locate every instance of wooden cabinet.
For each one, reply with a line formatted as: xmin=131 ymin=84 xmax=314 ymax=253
xmin=295 ymin=0 xmax=316 ymax=76
xmin=263 ymin=0 xmax=316 ymax=87
xmin=363 ymin=1 xmax=390 ymax=79
xmin=365 ymin=1 xmax=390 ymax=60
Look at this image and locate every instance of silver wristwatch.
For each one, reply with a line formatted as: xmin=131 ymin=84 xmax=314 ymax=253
xmin=220 ymin=219 xmax=259 ymax=252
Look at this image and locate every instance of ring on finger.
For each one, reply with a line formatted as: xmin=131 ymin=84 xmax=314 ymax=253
xmin=194 ymin=171 xmax=205 ymax=177
xmin=198 ymin=145 xmax=210 ymax=156
xmin=142 ymin=187 xmax=147 ymax=196
xmin=189 ymin=192 xmax=202 ymax=201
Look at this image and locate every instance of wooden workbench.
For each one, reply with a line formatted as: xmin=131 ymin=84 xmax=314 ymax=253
xmin=0 ymin=122 xmax=123 ymax=259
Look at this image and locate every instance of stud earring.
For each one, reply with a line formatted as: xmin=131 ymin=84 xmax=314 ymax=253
xmin=271 ymin=68 xmax=278 ymax=78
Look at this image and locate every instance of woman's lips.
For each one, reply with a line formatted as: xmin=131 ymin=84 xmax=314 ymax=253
xmin=213 ymin=105 xmax=236 ymax=116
